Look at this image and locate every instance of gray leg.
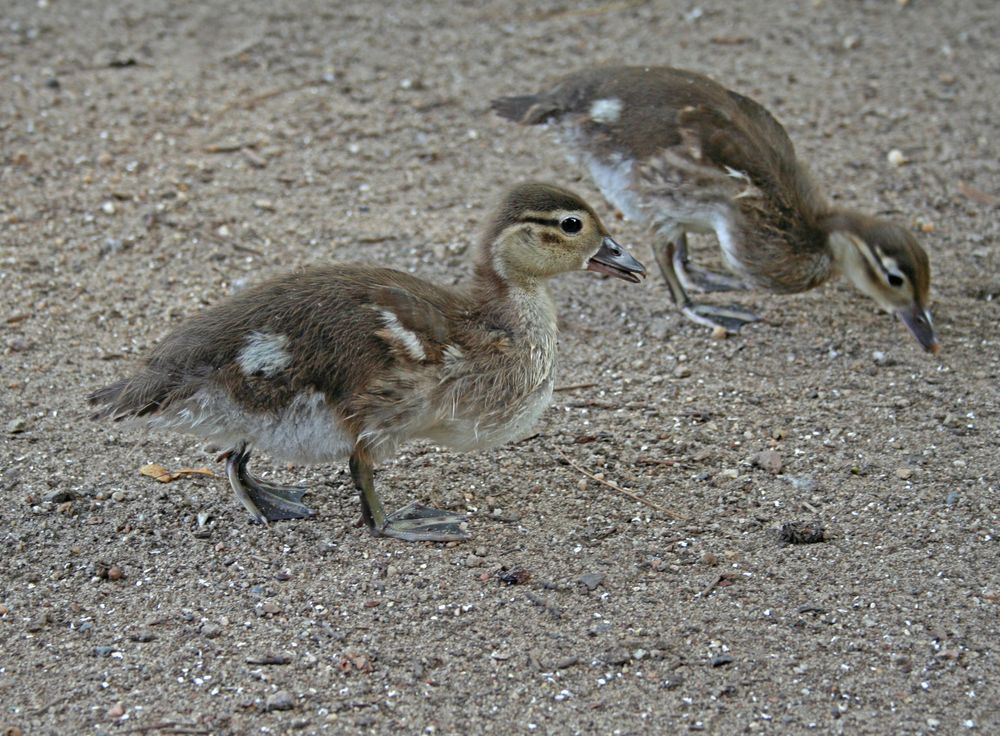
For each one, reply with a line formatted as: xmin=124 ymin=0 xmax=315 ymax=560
xmin=350 ymin=450 xmax=467 ymax=542
xmin=673 ymin=234 xmax=749 ymax=293
xmin=653 ymin=230 xmax=761 ymax=334
xmin=223 ymin=444 xmax=314 ymax=524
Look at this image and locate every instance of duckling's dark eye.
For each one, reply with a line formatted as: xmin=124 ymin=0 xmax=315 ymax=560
xmin=887 ymin=273 xmax=904 ymax=288
xmin=560 ymin=217 xmax=583 ymax=235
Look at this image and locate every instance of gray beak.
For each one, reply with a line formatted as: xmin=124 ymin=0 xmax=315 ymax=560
xmin=896 ymin=303 xmax=941 ymax=354
xmin=586 ymin=237 xmax=646 ymax=283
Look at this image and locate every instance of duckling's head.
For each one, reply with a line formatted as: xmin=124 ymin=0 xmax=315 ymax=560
xmin=479 ymin=182 xmax=645 ymax=286
xmin=825 ymin=211 xmax=940 ymax=353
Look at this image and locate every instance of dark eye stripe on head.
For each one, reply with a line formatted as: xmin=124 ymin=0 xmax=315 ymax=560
xmin=520 ymin=216 xmax=562 ymax=227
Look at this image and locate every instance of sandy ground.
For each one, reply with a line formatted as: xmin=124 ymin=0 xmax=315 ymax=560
xmin=2 ymin=1 xmax=999 ymax=734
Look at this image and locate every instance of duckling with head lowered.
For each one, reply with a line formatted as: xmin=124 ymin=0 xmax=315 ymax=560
xmin=493 ymin=66 xmax=940 ymax=352
xmin=89 ymin=182 xmax=645 ymax=542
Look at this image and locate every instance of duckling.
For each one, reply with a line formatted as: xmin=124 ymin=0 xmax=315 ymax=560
xmin=493 ymin=66 xmax=940 ymax=352
xmin=89 ymin=182 xmax=645 ymax=542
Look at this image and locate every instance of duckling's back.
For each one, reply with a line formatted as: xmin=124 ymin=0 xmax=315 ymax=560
xmin=88 ymin=265 xmax=468 ymax=425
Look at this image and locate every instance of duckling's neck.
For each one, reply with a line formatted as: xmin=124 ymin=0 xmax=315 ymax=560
xmin=472 ymin=264 xmax=558 ymax=335
xmin=821 ymin=209 xmax=867 ymax=281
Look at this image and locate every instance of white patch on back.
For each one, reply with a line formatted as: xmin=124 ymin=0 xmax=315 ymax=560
xmin=237 ymin=332 xmax=292 ymax=377
xmin=589 ymin=97 xmax=623 ymax=124
xmin=380 ymin=310 xmax=427 ymax=362
xmin=585 ymin=154 xmax=644 ymax=222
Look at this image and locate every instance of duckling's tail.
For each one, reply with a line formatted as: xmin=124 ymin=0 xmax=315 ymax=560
xmin=87 ymin=375 xmax=166 ymax=421
xmin=491 ymin=95 xmax=558 ymax=125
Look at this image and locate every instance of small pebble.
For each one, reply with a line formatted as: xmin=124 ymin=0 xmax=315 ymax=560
xmin=710 ymin=655 xmax=735 ymax=667
xmin=710 ymin=326 xmax=728 ymax=340
xmin=107 ymin=703 xmax=125 ymax=720
xmin=101 ymin=201 xmax=116 ymax=215
xmin=43 ymin=490 xmax=76 ymax=504
xmin=201 ymin=622 xmax=222 ymax=638
xmin=673 ymin=366 xmax=691 ymax=379
xmin=779 ymin=521 xmax=827 ymax=545
xmin=265 ymin=690 xmax=295 ymax=712
xmin=751 ymin=450 xmax=782 ymax=474
xmin=896 ymin=467 xmax=913 ymax=480
xmin=601 ymin=649 xmax=630 ymax=666
xmin=246 ymin=652 xmax=292 ymax=665
xmin=497 ymin=568 xmax=531 ymax=586
xmin=887 ymin=149 xmax=907 ymax=166
xmin=785 ymin=475 xmax=818 ymax=493
xmin=6 ymin=418 xmax=28 ymax=434
xmin=107 ymin=565 xmax=124 ymax=581
xmin=578 ymin=572 xmax=604 ymax=591
xmin=111 ymin=490 xmax=127 ymax=502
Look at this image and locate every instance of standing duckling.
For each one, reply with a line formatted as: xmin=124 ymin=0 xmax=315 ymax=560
xmin=493 ymin=66 xmax=940 ymax=352
xmin=89 ymin=183 xmax=645 ymax=542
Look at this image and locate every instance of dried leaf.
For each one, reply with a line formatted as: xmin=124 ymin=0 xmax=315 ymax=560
xmin=139 ymin=463 xmax=172 ymax=481
xmin=140 ymin=463 xmax=216 ymax=483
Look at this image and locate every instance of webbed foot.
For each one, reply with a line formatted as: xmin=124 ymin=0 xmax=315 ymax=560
xmin=376 ymin=502 xmax=468 ymax=542
xmin=682 ymin=303 xmax=762 ymax=334
xmin=677 ymin=263 xmax=749 ymax=293
xmin=671 ymin=232 xmax=748 ymax=293
xmin=350 ymin=451 xmax=469 ymax=543
xmin=224 ymin=445 xmax=315 ymax=524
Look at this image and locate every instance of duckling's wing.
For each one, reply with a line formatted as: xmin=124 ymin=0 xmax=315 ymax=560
xmin=365 ymin=283 xmax=455 ymax=364
xmin=674 ymin=106 xmax=783 ymax=195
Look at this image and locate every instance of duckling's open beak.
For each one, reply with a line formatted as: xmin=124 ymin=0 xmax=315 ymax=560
xmin=587 ymin=237 xmax=646 ymax=283
xmin=896 ymin=303 xmax=941 ymax=354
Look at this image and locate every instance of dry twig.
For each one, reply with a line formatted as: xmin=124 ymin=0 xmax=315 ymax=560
xmin=554 ymin=382 xmax=597 ymax=393
xmin=556 ymin=449 xmax=688 ymax=520
xmin=532 ymin=0 xmax=649 ymax=21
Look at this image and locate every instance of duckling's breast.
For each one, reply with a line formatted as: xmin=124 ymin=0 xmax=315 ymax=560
xmin=421 ymin=333 xmax=557 ymax=452
xmin=717 ymin=215 xmax=833 ymax=293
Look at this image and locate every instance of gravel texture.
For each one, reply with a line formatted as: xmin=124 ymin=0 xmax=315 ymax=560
xmin=2 ymin=1 xmax=998 ymax=734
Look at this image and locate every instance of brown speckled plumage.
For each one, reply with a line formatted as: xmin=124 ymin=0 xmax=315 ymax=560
xmin=89 ymin=182 xmax=646 ymax=539
xmin=494 ymin=66 xmax=939 ymax=351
